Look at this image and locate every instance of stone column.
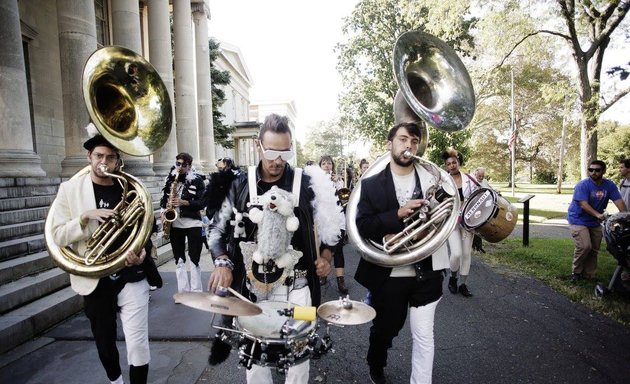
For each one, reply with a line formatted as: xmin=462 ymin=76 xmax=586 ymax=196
xmin=0 ymin=0 xmax=46 ymax=177
xmin=173 ymin=0 xmax=200 ymax=166
xmin=56 ymin=0 xmax=97 ymax=177
xmin=193 ymin=3 xmax=215 ymax=174
xmin=110 ymin=0 xmax=154 ymax=176
xmin=148 ymin=0 xmax=177 ymax=176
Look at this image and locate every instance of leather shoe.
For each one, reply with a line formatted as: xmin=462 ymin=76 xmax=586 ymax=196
xmin=448 ymin=276 xmax=458 ymax=294
xmin=458 ymin=284 xmax=472 ymax=297
xmin=369 ymin=366 xmax=386 ymax=384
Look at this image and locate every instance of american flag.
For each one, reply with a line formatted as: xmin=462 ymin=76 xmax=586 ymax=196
xmin=508 ymin=128 xmax=517 ymax=151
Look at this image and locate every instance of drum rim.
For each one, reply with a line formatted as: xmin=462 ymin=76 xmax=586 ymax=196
xmin=461 ymin=188 xmax=498 ymax=230
xmin=235 ymin=300 xmax=317 ymax=340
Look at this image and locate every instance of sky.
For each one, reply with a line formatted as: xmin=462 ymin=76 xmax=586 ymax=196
xmin=208 ymin=0 xmax=629 ymax=149
xmin=208 ymin=0 xmax=360 ymax=143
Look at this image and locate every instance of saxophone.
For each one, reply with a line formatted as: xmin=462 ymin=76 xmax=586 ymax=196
xmin=162 ymin=179 xmax=179 ymax=240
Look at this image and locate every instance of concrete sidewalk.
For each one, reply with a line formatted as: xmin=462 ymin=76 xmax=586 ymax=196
xmin=1 ymin=225 xmax=630 ymax=383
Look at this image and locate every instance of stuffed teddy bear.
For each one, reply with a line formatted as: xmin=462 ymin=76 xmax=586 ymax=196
xmin=248 ymin=186 xmax=300 ymax=268
xmin=230 ymin=207 xmax=248 ymax=238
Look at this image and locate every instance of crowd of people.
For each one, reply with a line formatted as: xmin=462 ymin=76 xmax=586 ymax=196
xmin=47 ymin=114 xmax=629 ymax=384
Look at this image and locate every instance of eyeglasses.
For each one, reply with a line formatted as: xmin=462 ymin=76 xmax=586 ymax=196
xmin=259 ymin=143 xmax=294 ymax=161
xmin=175 ymin=161 xmax=187 ymax=167
xmin=587 ymin=168 xmax=603 ymax=173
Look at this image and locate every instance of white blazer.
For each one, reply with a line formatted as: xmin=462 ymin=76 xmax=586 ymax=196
xmin=50 ymin=172 xmax=101 ymax=295
xmin=413 ymin=163 xmax=451 ymax=271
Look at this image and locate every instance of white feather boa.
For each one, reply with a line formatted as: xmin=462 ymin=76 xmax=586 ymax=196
xmin=303 ymin=165 xmax=345 ymax=246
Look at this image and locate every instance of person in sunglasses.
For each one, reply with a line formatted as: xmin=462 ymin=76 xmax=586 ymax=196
xmin=206 ymin=114 xmax=344 ymax=383
xmin=567 ymin=160 xmax=627 ymax=282
xmin=159 ymin=152 xmax=206 ymax=293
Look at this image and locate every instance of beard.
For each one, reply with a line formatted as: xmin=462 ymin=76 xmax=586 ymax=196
xmin=392 ymin=151 xmax=415 ymax=167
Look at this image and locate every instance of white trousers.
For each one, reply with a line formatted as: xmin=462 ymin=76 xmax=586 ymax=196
xmin=118 ymin=280 xmax=151 ymax=367
xmin=410 ymin=298 xmax=440 ymax=384
xmin=447 ymin=226 xmax=474 ymax=276
xmin=175 ymin=261 xmax=203 ymax=292
xmin=245 ymin=285 xmax=311 ymax=384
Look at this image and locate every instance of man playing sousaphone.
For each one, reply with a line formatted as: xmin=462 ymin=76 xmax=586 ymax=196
xmin=48 ymin=127 xmax=161 ymax=384
xmin=354 ymin=122 xmax=451 ymax=384
xmin=206 ymin=114 xmax=344 ymax=383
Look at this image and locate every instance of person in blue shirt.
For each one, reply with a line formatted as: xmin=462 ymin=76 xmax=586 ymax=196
xmin=567 ymin=160 xmax=627 ymax=282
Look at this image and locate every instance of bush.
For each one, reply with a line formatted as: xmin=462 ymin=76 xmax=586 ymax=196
xmin=533 ymin=169 xmax=558 ymax=184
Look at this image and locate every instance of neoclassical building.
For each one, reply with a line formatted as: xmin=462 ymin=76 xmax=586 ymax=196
xmin=0 ymin=0 xmax=299 ymax=179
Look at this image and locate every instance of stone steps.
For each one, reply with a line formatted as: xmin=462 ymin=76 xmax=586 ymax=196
xmin=0 ymin=251 xmax=54 ymax=286
xmin=0 ymin=174 xmax=174 ymax=355
xmin=0 ymin=286 xmax=82 ymax=354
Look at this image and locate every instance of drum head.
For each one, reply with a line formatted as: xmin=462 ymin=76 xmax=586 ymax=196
xmin=235 ymin=301 xmax=315 ymax=339
xmin=462 ymin=188 xmax=497 ymax=229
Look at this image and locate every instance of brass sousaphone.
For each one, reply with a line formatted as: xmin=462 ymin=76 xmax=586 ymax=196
xmin=45 ymin=46 xmax=172 ymax=278
xmin=345 ymin=31 xmax=476 ymax=267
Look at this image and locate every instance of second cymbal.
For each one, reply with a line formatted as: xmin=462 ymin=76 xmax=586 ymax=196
xmin=317 ymin=298 xmax=376 ymax=325
xmin=173 ymin=292 xmax=262 ymax=316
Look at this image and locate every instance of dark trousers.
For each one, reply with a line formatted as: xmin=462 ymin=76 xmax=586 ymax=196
xmin=333 ymin=242 xmax=345 ymax=268
xmin=170 ymin=226 xmax=203 ymax=266
xmin=84 ymin=279 xmax=122 ymax=381
xmin=367 ymin=274 xmax=443 ymax=368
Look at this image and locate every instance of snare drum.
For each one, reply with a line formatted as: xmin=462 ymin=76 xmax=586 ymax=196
xmin=461 ymin=188 xmax=517 ymax=243
xmin=234 ymin=301 xmax=318 ymax=372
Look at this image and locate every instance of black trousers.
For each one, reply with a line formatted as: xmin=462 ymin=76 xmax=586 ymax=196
xmin=170 ymin=226 xmax=203 ymax=266
xmin=367 ymin=273 xmax=443 ymax=368
xmin=84 ymin=278 xmax=122 ymax=381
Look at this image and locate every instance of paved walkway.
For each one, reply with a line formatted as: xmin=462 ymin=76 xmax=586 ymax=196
xmin=1 ymin=223 xmax=629 ymax=383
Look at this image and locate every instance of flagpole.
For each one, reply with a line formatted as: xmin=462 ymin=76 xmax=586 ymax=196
xmin=511 ymin=69 xmax=515 ymax=197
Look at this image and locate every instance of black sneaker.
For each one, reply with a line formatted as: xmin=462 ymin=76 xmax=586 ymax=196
xmin=459 ymin=284 xmax=473 ymax=297
xmin=570 ymin=273 xmax=582 ymax=283
xmin=369 ymin=366 xmax=386 ymax=384
xmin=448 ymin=276 xmax=458 ymax=294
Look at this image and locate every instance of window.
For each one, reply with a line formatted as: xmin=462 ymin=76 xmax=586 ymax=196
xmin=94 ymin=0 xmax=109 ymax=47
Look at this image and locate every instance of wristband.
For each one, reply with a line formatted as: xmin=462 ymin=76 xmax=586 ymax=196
xmin=214 ymin=257 xmax=234 ymax=271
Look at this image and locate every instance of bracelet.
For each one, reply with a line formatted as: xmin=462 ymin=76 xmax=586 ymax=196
xmin=214 ymin=258 xmax=234 ymax=270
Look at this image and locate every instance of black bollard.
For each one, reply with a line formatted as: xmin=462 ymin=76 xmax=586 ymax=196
xmin=517 ymin=195 xmax=535 ymax=247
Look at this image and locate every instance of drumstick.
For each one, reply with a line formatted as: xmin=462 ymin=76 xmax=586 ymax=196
xmin=313 ymin=224 xmax=321 ymax=259
xmin=227 ymin=286 xmax=254 ymax=304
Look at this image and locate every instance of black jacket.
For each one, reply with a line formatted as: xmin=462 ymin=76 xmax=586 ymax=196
xmin=354 ymin=164 xmax=408 ymax=293
xmin=208 ymin=163 xmax=337 ymax=307
xmin=159 ymin=167 xmax=206 ymax=221
xmin=204 ymin=169 xmax=239 ymax=220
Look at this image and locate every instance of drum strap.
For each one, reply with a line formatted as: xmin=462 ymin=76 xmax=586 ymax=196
xmin=465 ymin=173 xmax=481 ymax=188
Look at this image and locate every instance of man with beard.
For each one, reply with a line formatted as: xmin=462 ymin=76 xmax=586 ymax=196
xmin=568 ymin=160 xmax=626 ymax=282
xmin=354 ymin=122 xmax=449 ymax=384
xmin=49 ymin=129 xmax=161 ymax=384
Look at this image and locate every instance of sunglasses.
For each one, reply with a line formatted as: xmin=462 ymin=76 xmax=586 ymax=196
xmin=587 ymin=168 xmax=603 ymax=173
xmin=259 ymin=143 xmax=294 ymax=161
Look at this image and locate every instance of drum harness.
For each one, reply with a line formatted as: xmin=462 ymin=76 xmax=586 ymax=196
xmin=244 ymin=166 xmax=308 ymax=300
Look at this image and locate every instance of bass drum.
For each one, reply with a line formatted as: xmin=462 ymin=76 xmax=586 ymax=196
xmin=461 ymin=188 xmax=518 ymax=243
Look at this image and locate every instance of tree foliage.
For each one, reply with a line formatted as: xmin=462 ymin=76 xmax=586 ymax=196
xmin=209 ymin=38 xmax=235 ymax=148
xmin=492 ymin=0 xmax=630 ymax=177
xmin=336 ymin=0 xmax=477 ymax=157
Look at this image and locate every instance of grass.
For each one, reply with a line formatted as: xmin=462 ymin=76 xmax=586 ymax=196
xmin=480 ymin=238 xmax=630 ymax=326
xmin=502 ymin=195 xmax=567 ymax=220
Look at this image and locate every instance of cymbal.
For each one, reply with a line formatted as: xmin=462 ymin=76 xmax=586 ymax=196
xmin=173 ymin=292 xmax=262 ymax=316
xmin=317 ymin=298 xmax=376 ymax=325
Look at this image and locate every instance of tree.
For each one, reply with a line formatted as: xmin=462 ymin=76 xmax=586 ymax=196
xmin=336 ymin=0 xmax=477 ymax=157
xmin=208 ymin=38 xmax=234 ymax=148
xmin=496 ymin=0 xmax=630 ymax=177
